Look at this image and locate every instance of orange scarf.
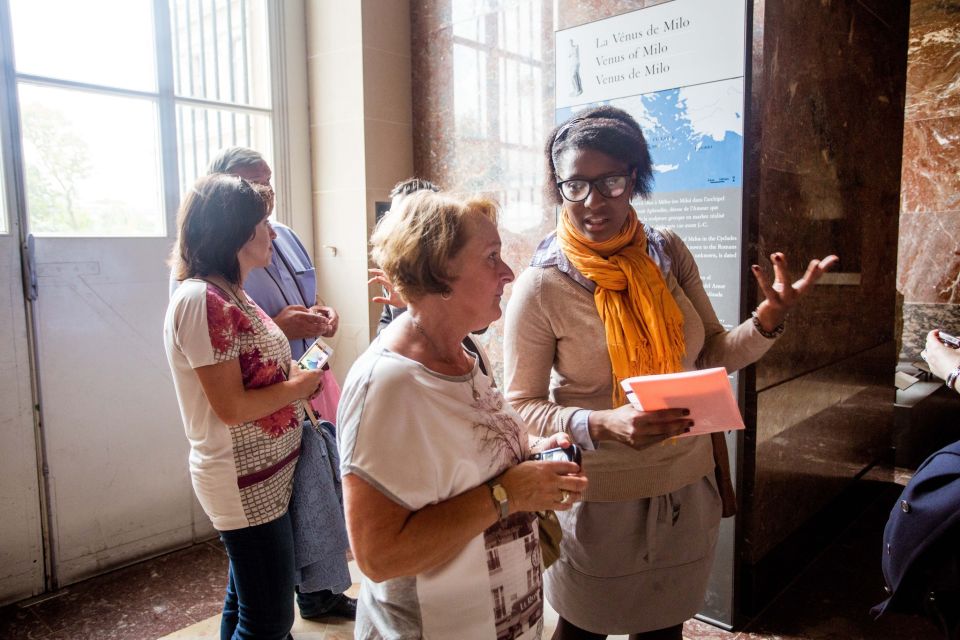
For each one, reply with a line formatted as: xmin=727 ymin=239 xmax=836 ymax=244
xmin=557 ymin=208 xmax=685 ymax=406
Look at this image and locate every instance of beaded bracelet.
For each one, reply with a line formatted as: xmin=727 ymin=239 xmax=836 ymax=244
xmin=946 ymin=366 xmax=960 ymax=391
xmin=751 ymin=310 xmax=785 ymax=339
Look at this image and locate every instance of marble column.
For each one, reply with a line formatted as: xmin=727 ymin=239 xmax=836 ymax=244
xmin=739 ymin=0 xmax=909 ymax=612
xmin=898 ymin=0 xmax=960 ymax=358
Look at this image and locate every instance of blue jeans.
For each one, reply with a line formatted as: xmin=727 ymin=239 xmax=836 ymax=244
xmin=219 ymin=512 xmax=295 ymax=640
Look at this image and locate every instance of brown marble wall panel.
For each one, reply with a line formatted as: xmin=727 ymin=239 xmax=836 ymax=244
xmin=903 ymin=0 xmax=960 ymax=122
xmin=744 ymin=344 xmax=894 ymax=564
xmin=900 ymin=115 xmax=960 ymax=213
xmin=739 ymin=0 xmax=907 ymax=596
xmin=897 ymin=0 xmax=960 ymax=363
xmin=750 ymin=0 xmax=907 ymax=389
xmin=898 ymin=210 xmax=960 ymax=304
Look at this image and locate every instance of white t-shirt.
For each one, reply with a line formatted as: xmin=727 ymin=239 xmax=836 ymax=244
xmin=164 ymin=279 xmax=303 ymax=531
xmin=339 ymin=339 xmax=543 ymax=640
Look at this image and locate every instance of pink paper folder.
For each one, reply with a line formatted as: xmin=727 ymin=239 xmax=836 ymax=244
xmin=619 ymin=367 xmax=745 ymax=438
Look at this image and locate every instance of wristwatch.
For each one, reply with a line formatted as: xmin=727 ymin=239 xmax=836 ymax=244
xmin=486 ymin=478 xmax=509 ymax=520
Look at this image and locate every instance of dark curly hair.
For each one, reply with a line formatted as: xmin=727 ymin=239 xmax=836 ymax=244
xmin=170 ymin=173 xmax=269 ymax=284
xmin=544 ymin=105 xmax=654 ymax=206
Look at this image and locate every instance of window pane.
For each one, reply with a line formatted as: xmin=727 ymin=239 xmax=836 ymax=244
xmin=10 ymin=0 xmax=156 ymax=92
xmin=19 ymin=84 xmax=164 ymax=236
xmin=175 ymin=103 xmax=272 ymax=194
xmin=454 ymin=44 xmax=488 ymax=139
xmin=0 ymin=157 xmax=7 ymax=235
xmin=171 ymin=0 xmax=272 ymax=108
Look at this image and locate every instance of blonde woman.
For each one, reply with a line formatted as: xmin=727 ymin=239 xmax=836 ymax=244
xmin=339 ymin=191 xmax=588 ymax=639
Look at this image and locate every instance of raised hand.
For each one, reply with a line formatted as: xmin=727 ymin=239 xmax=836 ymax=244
xmin=752 ymin=252 xmax=839 ymax=332
xmin=367 ymin=268 xmax=406 ymax=307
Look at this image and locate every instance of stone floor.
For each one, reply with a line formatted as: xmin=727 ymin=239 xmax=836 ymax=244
xmin=0 ymin=475 xmax=941 ymax=640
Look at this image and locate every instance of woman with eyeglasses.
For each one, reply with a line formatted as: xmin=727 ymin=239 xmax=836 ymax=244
xmin=503 ymin=105 xmax=837 ymax=640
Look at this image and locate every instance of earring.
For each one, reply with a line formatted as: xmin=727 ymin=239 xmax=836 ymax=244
xmin=441 ymin=290 xmax=451 ymax=301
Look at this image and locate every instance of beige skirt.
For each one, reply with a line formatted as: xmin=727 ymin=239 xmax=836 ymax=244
xmin=545 ymin=474 xmax=722 ymax=635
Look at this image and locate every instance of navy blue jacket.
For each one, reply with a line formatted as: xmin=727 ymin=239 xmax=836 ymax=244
xmin=874 ymin=439 xmax=960 ymax=617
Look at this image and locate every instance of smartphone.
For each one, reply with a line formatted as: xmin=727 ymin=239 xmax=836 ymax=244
xmin=940 ymin=332 xmax=960 ymax=349
xmin=297 ymin=337 xmax=334 ymax=371
xmin=531 ymin=444 xmax=582 ymax=466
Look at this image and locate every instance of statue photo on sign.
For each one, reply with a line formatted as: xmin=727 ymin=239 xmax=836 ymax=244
xmin=568 ymin=38 xmax=583 ymax=97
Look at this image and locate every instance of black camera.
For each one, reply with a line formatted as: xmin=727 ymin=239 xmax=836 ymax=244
xmin=531 ymin=444 xmax=582 ymax=466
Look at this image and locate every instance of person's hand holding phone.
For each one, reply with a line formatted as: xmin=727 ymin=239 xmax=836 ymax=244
xmin=499 ymin=457 xmax=588 ymax=513
xmin=288 ymin=362 xmax=325 ymax=400
xmin=922 ymin=330 xmax=960 ymax=388
xmin=497 ymin=432 xmax=587 ymax=513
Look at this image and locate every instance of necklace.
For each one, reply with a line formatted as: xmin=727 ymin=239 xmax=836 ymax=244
xmin=408 ymin=315 xmax=481 ymax=402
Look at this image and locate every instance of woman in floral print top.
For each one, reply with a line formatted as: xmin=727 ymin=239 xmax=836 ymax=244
xmin=164 ymin=174 xmax=325 ymax=639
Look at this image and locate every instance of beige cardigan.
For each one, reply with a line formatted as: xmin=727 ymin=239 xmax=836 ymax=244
xmin=503 ymin=229 xmax=774 ymax=501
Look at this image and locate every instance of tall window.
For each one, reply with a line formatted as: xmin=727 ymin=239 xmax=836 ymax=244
xmin=170 ymin=0 xmax=272 ymax=193
xmin=452 ymin=0 xmax=544 ymax=235
xmin=9 ymin=0 xmax=272 ymax=237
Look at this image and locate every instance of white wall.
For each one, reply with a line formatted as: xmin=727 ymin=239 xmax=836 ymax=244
xmin=305 ymin=0 xmax=414 ymax=382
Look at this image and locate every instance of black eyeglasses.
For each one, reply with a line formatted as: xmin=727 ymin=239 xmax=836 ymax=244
xmin=556 ymin=175 xmax=631 ymax=203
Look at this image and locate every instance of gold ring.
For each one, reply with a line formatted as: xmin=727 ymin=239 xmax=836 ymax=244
xmin=560 ymin=490 xmax=571 ymax=504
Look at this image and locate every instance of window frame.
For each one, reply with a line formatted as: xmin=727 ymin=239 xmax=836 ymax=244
xmin=2 ymin=0 xmax=310 ymax=241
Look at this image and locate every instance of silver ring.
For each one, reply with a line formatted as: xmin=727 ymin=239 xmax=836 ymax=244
xmin=560 ymin=490 xmax=571 ymax=504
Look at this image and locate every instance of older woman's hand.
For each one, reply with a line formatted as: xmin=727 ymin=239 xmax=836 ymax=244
xmin=923 ymin=330 xmax=960 ymax=384
xmin=500 ymin=459 xmax=588 ymax=512
xmin=588 ymin=405 xmax=691 ymax=449
xmin=752 ymin=252 xmax=839 ymax=332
